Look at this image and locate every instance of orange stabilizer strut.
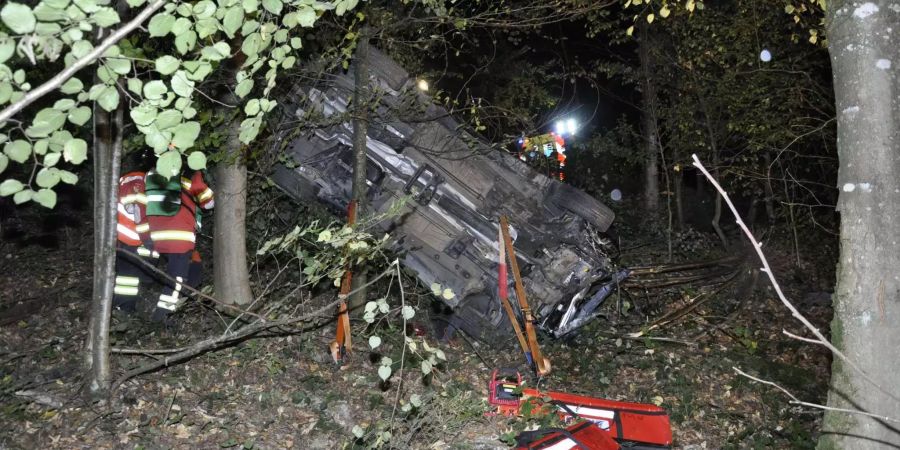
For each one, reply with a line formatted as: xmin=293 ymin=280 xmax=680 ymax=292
xmin=330 ymin=200 xmax=357 ymax=364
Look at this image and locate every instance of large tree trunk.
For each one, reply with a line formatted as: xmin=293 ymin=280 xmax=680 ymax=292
xmin=86 ymin=84 xmax=124 ymax=397
xmin=819 ymin=2 xmax=900 ymax=448
xmin=348 ymin=28 xmax=371 ymax=309
xmin=213 ymin=46 xmax=253 ymax=307
xmin=639 ymin=22 xmax=660 ymax=215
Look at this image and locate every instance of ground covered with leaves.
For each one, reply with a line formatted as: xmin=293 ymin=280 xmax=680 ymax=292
xmin=1 ymin=205 xmax=835 ymax=449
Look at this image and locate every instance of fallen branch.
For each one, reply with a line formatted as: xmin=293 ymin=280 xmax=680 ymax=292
xmin=14 ymin=390 xmax=63 ymax=409
xmin=112 ymin=260 xmax=400 ymax=389
xmin=693 ymin=154 xmax=900 ymax=405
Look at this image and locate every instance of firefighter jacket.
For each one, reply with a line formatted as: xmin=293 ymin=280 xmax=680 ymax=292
xmin=117 ymin=171 xmax=149 ymax=246
xmin=147 ymin=171 xmax=214 ymax=254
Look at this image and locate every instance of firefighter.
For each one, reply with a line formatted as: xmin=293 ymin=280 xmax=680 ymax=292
xmin=146 ymin=169 xmax=214 ymax=323
xmin=113 ymin=169 xmax=158 ymax=312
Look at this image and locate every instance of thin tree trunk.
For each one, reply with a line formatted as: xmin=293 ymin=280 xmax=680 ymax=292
xmin=349 ymin=27 xmax=371 ymax=310
xmin=213 ymin=44 xmax=253 ymax=306
xmin=87 ymin=82 xmax=123 ymax=397
xmin=763 ymin=152 xmax=776 ymax=224
xmin=819 ymin=2 xmax=900 ymax=448
xmin=674 ymin=167 xmax=684 ymax=231
xmin=639 ymin=22 xmax=660 ymax=215
xmin=700 ymin=99 xmax=728 ymax=249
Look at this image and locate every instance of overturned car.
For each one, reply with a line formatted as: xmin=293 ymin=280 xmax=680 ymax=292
xmin=270 ymin=48 xmax=622 ymax=342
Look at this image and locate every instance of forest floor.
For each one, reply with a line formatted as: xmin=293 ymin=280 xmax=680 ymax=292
xmin=0 ymin=214 xmax=836 ymax=449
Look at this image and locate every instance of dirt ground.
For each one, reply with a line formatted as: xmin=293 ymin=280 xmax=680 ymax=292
xmin=0 ymin=212 xmax=835 ymax=449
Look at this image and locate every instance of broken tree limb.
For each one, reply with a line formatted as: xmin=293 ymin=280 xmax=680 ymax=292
xmin=692 ymin=153 xmax=900 ymax=405
xmin=112 ymin=260 xmax=401 ymax=389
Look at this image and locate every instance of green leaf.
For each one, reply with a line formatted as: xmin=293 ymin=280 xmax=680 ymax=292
xmin=235 ymin=79 xmax=253 ymax=98
xmin=171 ymin=121 xmax=200 ymax=149
xmin=401 ymin=305 xmax=415 ymax=320
xmin=63 ymin=138 xmax=88 ymax=164
xmin=192 ymin=0 xmax=215 ymax=19
xmin=145 ymin=130 xmax=171 ymax=152
xmin=143 ymin=80 xmax=167 ymax=100
xmin=0 ymin=154 xmax=7 ymax=174
xmin=33 ymin=140 xmax=48 ymax=155
xmin=420 ymin=359 xmax=432 ymax=375
xmin=0 ymin=38 xmax=15 ymax=64
xmin=182 ymin=107 xmax=197 ymax=119
xmin=0 ymin=82 xmax=12 ymax=104
xmin=67 ymin=106 xmax=91 ymax=126
xmin=377 ymin=365 xmax=391 ymax=381
xmin=241 ymin=32 xmax=261 ymax=57
xmin=289 ymin=37 xmax=302 ymax=49
xmin=13 ymin=188 xmax=32 ymax=204
xmin=127 ymin=78 xmax=143 ymax=95
xmin=244 ymin=99 xmax=260 ymax=116
xmin=155 ymin=55 xmax=180 ymax=75
xmin=36 ymin=167 xmax=60 ymax=188
xmin=93 ymin=7 xmax=119 ymax=26
xmin=175 ymin=30 xmax=197 ymax=54
xmin=351 ymin=426 xmax=364 ymax=439
xmin=0 ymin=178 xmax=24 ymax=196
xmin=238 ymin=117 xmax=260 ymax=143
xmin=187 ymin=151 xmax=206 ymax=170
xmin=28 ymin=108 xmax=68 ymax=138
xmin=154 ymin=108 xmax=182 ymax=130
xmin=106 ymin=57 xmax=131 ymax=75
xmin=148 ymin=13 xmax=175 ymax=37
xmin=73 ymin=0 xmax=99 ymax=13
xmin=171 ymin=17 xmax=191 ymax=35
xmin=70 ymin=40 xmax=93 ymax=59
xmin=97 ymin=86 xmax=119 ymax=112
xmin=1 ymin=3 xmax=37 ymax=34
xmin=183 ymin=61 xmax=212 ymax=81
xmin=296 ymin=6 xmax=316 ymax=27
xmin=59 ymin=78 xmax=84 ymax=94
xmin=156 ymin=150 xmax=182 ymax=178
xmin=409 ymin=394 xmax=422 ymax=408
xmin=170 ymin=70 xmax=194 ymax=97
xmin=262 ymin=0 xmax=282 ymax=14
xmin=130 ymin=104 xmax=157 ymax=127
xmin=58 ymin=170 xmax=78 ymax=184
xmin=53 ymin=99 xmax=76 ymax=111
xmin=368 ymin=335 xmax=381 ymax=349
xmin=242 ymin=0 xmax=259 ymax=13
xmin=4 ymin=140 xmax=30 ymax=163
xmin=194 ymin=17 xmax=218 ymax=39
xmin=222 ymin=6 xmax=243 ymax=37
xmin=33 ymin=188 xmax=57 ymax=208
xmin=43 ymin=152 xmax=61 ymax=167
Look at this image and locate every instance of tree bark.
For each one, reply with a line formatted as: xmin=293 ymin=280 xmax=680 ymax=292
xmin=213 ymin=44 xmax=253 ymax=307
xmin=213 ymin=160 xmax=253 ymax=305
xmin=674 ymin=167 xmax=684 ymax=231
xmin=348 ymin=27 xmax=371 ymax=310
xmin=819 ymin=2 xmax=900 ymax=449
xmin=639 ymin=22 xmax=661 ymax=215
xmin=86 ymin=83 xmax=124 ymax=397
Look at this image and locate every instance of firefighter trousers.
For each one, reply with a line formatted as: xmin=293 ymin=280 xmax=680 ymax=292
xmin=113 ymin=244 xmax=155 ymax=312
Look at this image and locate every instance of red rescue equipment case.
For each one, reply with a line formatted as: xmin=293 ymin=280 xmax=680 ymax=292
xmin=515 ymin=421 xmax=620 ymax=450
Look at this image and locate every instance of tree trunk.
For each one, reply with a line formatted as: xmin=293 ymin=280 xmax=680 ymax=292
xmin=213 ymin=160 xmax=253 ymax=305
xmin=86 ymin=84 xmax=123 ymax=397
xmin=819 ymin=2 xmax=900 ymax=449
xmin=348 ymin=27 xmax=371 ymax=310
xmin=639 ymin=22 xmax=661 ymax=215
xmin=763 ymin=152 xmax=776 ymax=224
xmin=674 ymin=168 xmax=684 ymax=231
xmin=700 ymin=99 xmax=728 ymax=249
xmin=213 ymin=44 xmax=253 ymax=307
